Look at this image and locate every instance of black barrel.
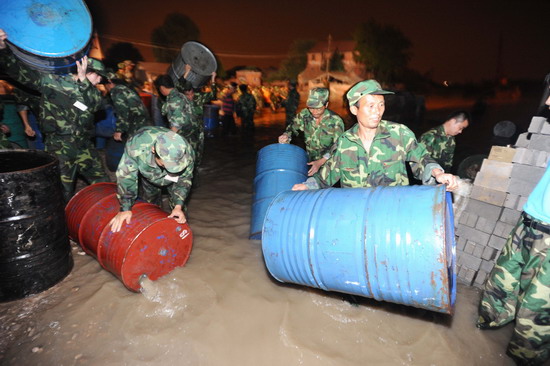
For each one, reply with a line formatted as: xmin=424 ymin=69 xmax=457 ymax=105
xmin=0 ymin=150 xmax=73 ymax=302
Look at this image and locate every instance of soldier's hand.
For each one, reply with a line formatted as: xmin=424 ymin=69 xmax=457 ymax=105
xmin=113 ymin=132 xmax=123 ymax=141
xmin=292 ymin=183 xmax=309 ymax=191
xmin=0 ymin=29 xmax=7 ymax=49
xmin=434 ymin=172 xmax=458 ymax=191
xmin=278 ymin=134 xmax=289 ymax=143
xmin=109 ymin=211 xmax=133 ymax=233
xmin=1 ymin=124 xmax=10 ymax=134
xmin=76 ymin=56 xmax=88 ymax=82
xmin=24 ymin=125 xmax=36 ymax=137
xmin=168 ymin=205 xmax=186 ymax=224
xmin=307 ymin=158 xmax=327 ymax=176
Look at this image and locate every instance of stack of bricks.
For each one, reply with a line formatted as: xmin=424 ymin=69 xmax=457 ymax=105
xmin=455 ymin=115 xmax=550 ymax=288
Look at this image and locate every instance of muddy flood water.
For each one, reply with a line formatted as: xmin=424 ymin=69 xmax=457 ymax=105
xmin=0 ymin=104 xmax=530 ymax=366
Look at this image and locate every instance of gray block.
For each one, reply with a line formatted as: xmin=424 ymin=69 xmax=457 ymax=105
xmin=474 ymin=270 xmax=489 ymax=286
xmin=460 ymin=252 xmax=482 ymax=270
xmin=541 ymin=121 xmax=550 ymax=135
xmin=456 ymin=236 xmax=467 ymax=251
xmin=473 ymin=243 xmax=484 ymax=258
xmin=456 ymin=224 xmax=491 ymax=246
xmin=470 ymin=185 xmax=507 ymax=207
xmin=459 ymin=211 xmax=470 ymax=225
xmin=474 ymin=160 xmax=513 ymax=192
xmin=512 ymin=147 xmax=533 ymax=165
xmin=465 ymin=199 xmax=503 ymax=222
xmin=464 ymin=241 xmax=475 ymax=254
xmin=493 ymin=221 xmax=515 ymax=238
xmin=476 ymin=216 xmax=497 ymax=234
xmin=511 ymin=164 xmax=546 ymax=184
xmin=508 ymin=178 xmax=537 ymax=196
xmin=466 ymin=211 xmax=479 ymax=227
xmin=464 ymin=268 xmax=476 ymax=283
xmin=514 ymin=133 xmax=530 ymax=148
xmin=529 ymin=134 xmax=550 ymax=152
xmin=488 ymin=235 xmax=507 ymax=251
xmin=500 ymin=208 xmax=522 ymax=225
xmin=482 ymin=246 xmax=497 ymax=261
xmin=517 ymin=196 xmax=528 ymax=211
xmin=504 ymin=193 xmax=519 ymax=209
xmin=535 ymin=150 xmax=549 ymax=168
xmin=480 ymin=259 xmax=495 ymax=273
xmin=528 ymin=116 xmax=547 ymax=134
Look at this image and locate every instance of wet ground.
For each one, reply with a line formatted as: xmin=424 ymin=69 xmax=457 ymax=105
xmin=0 ymin=98 xmax=539 ymax=365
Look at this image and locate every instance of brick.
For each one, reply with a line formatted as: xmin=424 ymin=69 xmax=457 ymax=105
xmin=534 ymin=150 xmax=549 ymax=168
xmin=465 ymin=212 xmax=479 ymax=227
xmin=514 ymin=132 xmax=530 ymax=148
xmin=493 ymin=221 xmax=515 ymax=238
xmin=528 ymin=116 xmax=547 ymax=134
xmin=464 ymin=241 xmax=475 ymax=254
xmin=472 ymin=243 xmax=484 ymax=258
xmin=541 ymin=121 xmax=550 ymax=135
xmin=460 ymin=252 xmax=482 ymax=270
xmin=511 ymin=164 xmax=546 ymax=184
xmin=508 ymin=178 xmax=537 ymax=196
xmin=500 ymin=208 xmax=521 ymax=225
xmin=529 ymin=134 xmax=550 ymax=152
xmin=465 ymin=199 xmax=503 ymax=222
xmin=517 ymin=196 xmax=528 ymax=211
xmin=474 ymin=270 xmax=489 ymax=286
xmin=476 ymin=216 xmax=497 ymax=234
xmin=482 ymin=246 xmax=497 ymax=261
xmin=456 ymin=235 xmax=467 ymax=251
xmin=464 ymin=268 xmax=476 ymax=283
xmin=488 ymin=235 xmax=507 ymax=250
xmin=504 ymin=193 xmax=519 ymax=209
xmin=480 ymin=259 xmax=495 ymax=273
xmin=488 ymin=146 xmax=516 ymax=163
xmin=512 ymin=147 xmax=531 ymax=164
xmin=456 ymin=224 xmax=491 ymax=246
xmin=474 ymin=160 xmax=513 ymax=192
xmin=470 ymin=185 xmax=507 ymax=207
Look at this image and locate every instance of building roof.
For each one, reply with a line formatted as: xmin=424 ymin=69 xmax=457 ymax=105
xmin=308 ymin=40 xmax=356 ymax=54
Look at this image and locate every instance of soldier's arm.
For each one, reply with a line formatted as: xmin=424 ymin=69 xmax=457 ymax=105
xmin=0 ymin=45 xmax=43 ymax=92
xmin=115 ymin=150 xmax=141 ymax=212
xmin=312 ymin=142 xmax=343 ymax=188
xmin=167 ymin=96 xmax=188 ymax=132
xmin=321 ymin=116 xmax=345 ymax=158
xmin=167 ymin=150 xmax=195 ymax=206
xmin=77 ymin=78 xmax=102 ymax=113
xmin=282 ymin=109 xmax=306 ymax=141
xmin=110 ymin=88 xmax=132 ymax=134
xmin=403 ymin=127 xmax=444 ymax=184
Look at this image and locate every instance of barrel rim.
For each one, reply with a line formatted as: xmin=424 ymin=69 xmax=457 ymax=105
xmin=0 ymin=149 xmax=58 ymax=175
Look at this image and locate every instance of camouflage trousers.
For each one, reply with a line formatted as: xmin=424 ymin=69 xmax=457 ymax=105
xmin=477 ymin=212 xmax=550 ymax=365
xmin=46 ymin=134 xmax=109 ymax=202
xmin=138 ymin=175 xmax=185 ymax=213
xmin=0 ymin=131 xmax=11 ymax=149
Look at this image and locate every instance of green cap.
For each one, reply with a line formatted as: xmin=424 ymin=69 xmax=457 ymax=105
xmin=306 ymin=88 xmax=329 ymax=108
xmin=87 ymin=58 xmax=108 ymax=78
xmin=154 ymin=131 xmax=188 ymax=173
xmin=346 ymin=80 xmax=394 ymax=106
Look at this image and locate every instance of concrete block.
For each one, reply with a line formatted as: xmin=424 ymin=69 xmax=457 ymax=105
xmin=488 ymin=235 xmax=507 ymax=251
xmin=458 ymin=266 xmax=467 ymax=278
xmin=504 ymin=193 xmax=519 ymax=210
xmin=465 ymin=199 xmax=503 ymax=222
xmin=480 ymin=259 xmax=495 ymax=273
xmin=464 ymin=268 xmax=476 ymax=283
xmin=475 ymin=216 xmax=497 ymax=234
xmin=514 ymin=132 xmax=530 ymax=148
xmin=474 ymin=160 xmax=513 ymax=192
xmin=466 ymin=211 xmax=479 ymax=227
xmin=529 ymin=134 xmax=550 ymax=152
xmin=456 ymin=235 xmax=467 ymax=251
xmin=508 ymin=178 xmax=537 ymax=197
xmin=470 ymin=185 xmax=507 ymax=207
xmin=488 ymin=146 xmax=516 ymax=163
xmin=460 ymin=252 xmax=482 ymax=271
xmin=473 ymin=243 xmax=484 ymax=258
xmin=534 ymin=150 xmax=549 ymax=168
xmin=517 ymin=196 xmax=528 ymax=211
xmin=541 ymin=121 xmax=550 ymax=135
xmin=456 ymin=224 xmax=491 ymax=246
xmin=500 ymin=208 xmax=521 ymax=225
xmin=493 ymin=221 xmax=515 ymax=238
xmin=474 ymin=270 xmax=489 ymax=286
xmin=481 ymin=246 xmax=497 ymax=261
xmin=459 ymin=211 xmax=469 ymax=225
xmin=511 ymin=164 xmax=546 ymax=184
xmin=528 ymin=116 xmax=547 ymax=134
xmin=512 ymin=147 xmax=533 ymax=165
xmin=464 ymin=241 xmax=475 ymax=254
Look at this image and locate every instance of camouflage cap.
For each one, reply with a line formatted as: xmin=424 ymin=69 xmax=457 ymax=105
xmin=87 ymin=58 xmax=108 ymax=78
xmin=154 ymin=131 xmax=188 ymax=173
xmin=306 ymin=88 xmax=329 ymax=108
xmin=346 ymin=80 xmax=394 ymax=106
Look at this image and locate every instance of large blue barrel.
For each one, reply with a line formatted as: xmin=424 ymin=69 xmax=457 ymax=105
xmin=262 ymin=185 xmax=456 ymax=314
xmin=203 ymin=104 xmax=220 ymax=136
xmin=0 ymin=0 xmax=92 ymax=74
xmin=250 ymin=143 xmax=308 ymax=240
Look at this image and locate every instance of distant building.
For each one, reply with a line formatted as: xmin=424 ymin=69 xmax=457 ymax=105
xmin=236 ymin=69 xmax=262 ymax=87
xmin=298 ymin=40 xmax=367 ymax=91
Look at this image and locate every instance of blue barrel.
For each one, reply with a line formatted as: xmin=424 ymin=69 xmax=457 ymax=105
xmin=0 ymin=0 xmax=92 ymax=74
xmin=203 ymin=104 xmax=220 ymax=136
xmin=250 ymin=143 xmax=308 ymax=240
xmin=262 ymin=185 xmax=456 ymax=314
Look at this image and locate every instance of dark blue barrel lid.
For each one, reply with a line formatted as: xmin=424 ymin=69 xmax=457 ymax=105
xmin=0 ymin=0 xmax=92 ymax=57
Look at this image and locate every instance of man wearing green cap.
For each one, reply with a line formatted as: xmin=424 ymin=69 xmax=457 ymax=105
xmin=293 ymin=79 xmax=458 ymax=191
xmin=109 ymin=126 xmax=195 ymax=232
xmin=0 ymin=29 xmax=109 ymax=201
xmin=278 ymin=87 xmax=344 ymax=176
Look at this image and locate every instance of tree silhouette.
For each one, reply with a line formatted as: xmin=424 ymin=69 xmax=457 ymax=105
xmin=354 ymin=20 xmax=411 ymax=83
xmin=327 ymin=48 xmax=344 ymax=72
xmin=272 ymin=39 xmax=316 ymax=81
xmin=104 ymin=42 xmax=144 ymax=70
xmin=151 ymin=13 xmax=200 ymax=62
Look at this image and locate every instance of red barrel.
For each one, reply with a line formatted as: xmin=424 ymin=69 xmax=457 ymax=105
xmin=65 ymin=183 xmax=193 ymax=291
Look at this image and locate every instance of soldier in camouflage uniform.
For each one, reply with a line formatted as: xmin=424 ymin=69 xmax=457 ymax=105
xmin=419 ymin=111 xmax=470 ymax=171
xmin=104 ymin=71 xmax=151 ymax=141
xmin=0 ymin=29 xmax=108 ymax=201
xmin=236 ymin=84 xmax=257 ymax=136
xmin=282 ymin=81 xmax=300 ymax=126
xmin=477 ymin=96 xmax=550 ymax=366
xmin=0 ymin=96 xmax=10 ymax=149
xmin=109 ymin=126 xmax=195 ymax=233
xmin=279 ymin=88 xmax=344 ymax=176
xmin=293 ymin=80 xmax=458 ymax=191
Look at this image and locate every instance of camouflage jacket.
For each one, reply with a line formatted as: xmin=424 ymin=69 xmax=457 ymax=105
xmin=110 ymin=83 xmax=151 ymax=137
xmin=419 ymin=125 xmax=455 ymax=171
xmin=236 ymin=93 xmax=256 ymax=118
xmin=116 ymin=126 xmax=195 ymax=211
xmin=283 ymin=108 xmax=344 ymax=161
xmin=0 ymin=48 xmax=102 ymax=137
xmin=161 ymin=89 xmax=202 ymax=142
xmin=282 ymin=88 xmax=300 ymax=117
xmin=307 ymin=121 xmax=441 ymax=189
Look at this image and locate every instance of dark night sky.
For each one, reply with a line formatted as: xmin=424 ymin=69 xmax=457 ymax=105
xmin=86 ymin=0 xmax=549 ymax=83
